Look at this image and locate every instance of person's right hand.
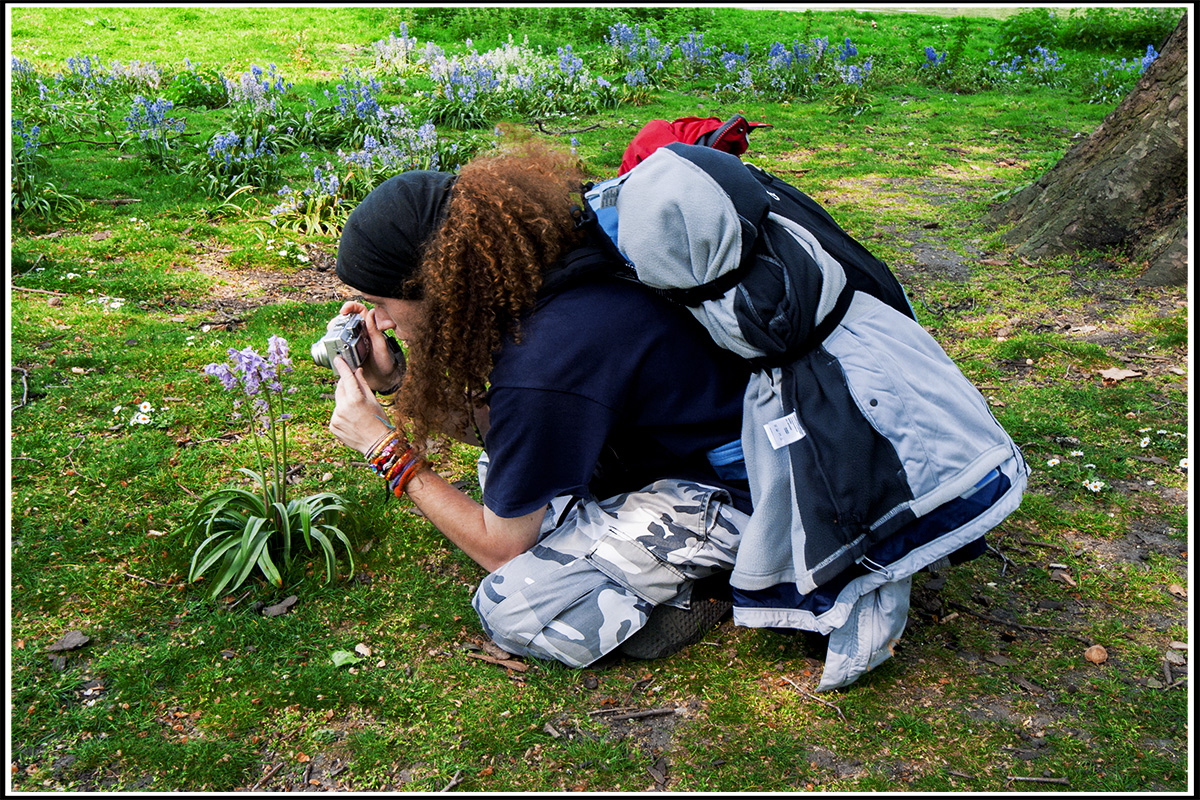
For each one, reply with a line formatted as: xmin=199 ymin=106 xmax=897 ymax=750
xmin=336 ymin=301 xmax=405 ymax=393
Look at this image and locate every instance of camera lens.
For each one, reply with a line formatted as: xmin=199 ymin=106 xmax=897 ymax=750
xmin=311 ymin=340 xmax=331 ymax=368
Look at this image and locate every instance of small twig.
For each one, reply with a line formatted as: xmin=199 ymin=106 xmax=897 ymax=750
xmin=226 ymin=588 xmax=254 ymax=611
xmin=42 ymin=138 xmax=120 ymax=147
xmin=65 ymin=435 xmax=100 ymax=484
xmin=781 ymin=676 xmax=849 ymax=724
xmin=605 ymin=707 xmax=676 ymax=722
xmin=1018 ymin=538 xmax=1065 ymax=551
xmin=1028 ymin=268 xmax=1071 ymax=281
xmin=439 ymin=769 xmax=464 ymax=792
xmin=534 ymin=120 xmax=602 ymax=136
xmin=986 ymin=542 xmax=1015 ymax=576
xmin=11 ymin=367 xmax=29 ymax=410
xmin=12 ymin=455 xmax=44 ymax=465
xmin=11 ymin=285 xmax=67 ymax=296
xmin=945 ymin=769 xmax=976 ymax=780
xmin=587 ymin=706 xmax=640 ymax=717
xmin=175 ymin=481 xmax=200 ymax=499
xmin=302 ymin=762 xmax=313 ymax=785
xmin=86 ymin=197 xmax=142 ymax=206
xmin=1007 ymin=775 xmax=1071 ymax=786
xmin=123 ymin=572 xmax=185 ymax=589
xmin=252 ymin=762 xmax=285 ymax=790
xmin=949 ymin=602 xmax=1091 ymax=645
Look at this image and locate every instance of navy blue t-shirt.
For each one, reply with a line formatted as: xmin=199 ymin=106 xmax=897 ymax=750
xmin=481 ymin=277 xmax=752 ymax=518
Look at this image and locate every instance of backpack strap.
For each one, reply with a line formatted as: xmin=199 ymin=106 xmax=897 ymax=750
xmin=538 ymin=184 xmax=639 ymax=301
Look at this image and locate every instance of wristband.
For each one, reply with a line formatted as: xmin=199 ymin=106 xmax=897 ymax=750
xmin=375 ymin=383 xmax=402 ymax=407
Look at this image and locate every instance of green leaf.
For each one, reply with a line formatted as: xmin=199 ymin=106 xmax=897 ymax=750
xmin=229 ymin=518 xmax=272 ymax=593
xmin=330 ymin=650 xmax=363 ymax=668
xmin=307 ymin=527 xmax=339 ymax=584
xmin=272 ymin=501 xmax=292 ymax=570
xmin=189 ymin=535 xmax=242 ymax=583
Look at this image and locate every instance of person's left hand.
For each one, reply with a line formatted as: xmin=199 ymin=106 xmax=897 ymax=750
xmin=329 ymin=355 xmax=400 ymax=455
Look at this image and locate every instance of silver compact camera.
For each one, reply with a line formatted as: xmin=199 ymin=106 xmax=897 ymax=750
xmin=311 ymin=313 xmax=372 ymax=371
xmin=311 ymin=313 xmax=406 ymax=375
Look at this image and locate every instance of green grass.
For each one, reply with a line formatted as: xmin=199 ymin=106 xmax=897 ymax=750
xmin=8 ymin=4 xmax=1190 ymax=795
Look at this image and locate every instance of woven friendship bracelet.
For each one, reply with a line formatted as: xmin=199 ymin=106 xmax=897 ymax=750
xmin=365 ymin=430 xmax=428 ymax=497
xmin=387 ymin=450 xmax=428 ymax=497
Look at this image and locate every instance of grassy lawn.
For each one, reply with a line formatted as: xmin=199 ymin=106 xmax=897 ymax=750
xmin=8 ymin=5 xmax=1190 ymax=793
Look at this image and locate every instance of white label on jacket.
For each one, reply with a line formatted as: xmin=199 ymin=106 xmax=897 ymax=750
xmin=764 ymin=412 xmax=805 ymax=450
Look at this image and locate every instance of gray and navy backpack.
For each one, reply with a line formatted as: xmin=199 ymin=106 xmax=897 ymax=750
xmin=548 ymin=116 xmax=1028 ymax=691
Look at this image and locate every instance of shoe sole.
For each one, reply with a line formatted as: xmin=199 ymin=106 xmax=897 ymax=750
xmin=619 ymin=595 xmax=733 ymax=660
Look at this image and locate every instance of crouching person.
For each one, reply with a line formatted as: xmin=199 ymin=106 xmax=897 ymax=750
xmin=326 ymin=141 xmax=754 ymax=666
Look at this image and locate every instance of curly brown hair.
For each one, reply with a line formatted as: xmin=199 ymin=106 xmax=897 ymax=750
xmin=398 ymin=140 xmax=585 ymax=444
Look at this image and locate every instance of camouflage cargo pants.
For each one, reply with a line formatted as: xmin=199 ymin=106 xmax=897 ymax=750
xmin=471 ymin=455 xmax=747 ymax=668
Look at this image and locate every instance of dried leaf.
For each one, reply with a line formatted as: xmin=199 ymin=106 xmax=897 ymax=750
xmin=354 ymin=643 xmax=372 ymax=658
xmin=1167 ymin=584 xmax=1187 ymax=598
xmin=1084 ymin=644 xmax=1108 ymax=664
xmin=481 ymin=640 xmax=516 ymax=661
xmin=1098 ymin=367 xmax=1143 ymax=383
xmin=1049 ymin=569 xmax=1077 ymax=587
xmin=261 ymin=595 xmax=298 ymax=617
xmin=296 ymin=753 xmax=310 ymax=763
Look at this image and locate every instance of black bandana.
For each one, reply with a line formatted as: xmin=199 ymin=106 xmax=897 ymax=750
xmin=335 ymin=170 xmax=456 ymax=299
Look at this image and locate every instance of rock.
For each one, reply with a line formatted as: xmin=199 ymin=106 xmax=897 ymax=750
xmin=1084 ymin=644 xmax=1108 ymax=664
xmin=46 ymin=630 xmax=90 ymax=652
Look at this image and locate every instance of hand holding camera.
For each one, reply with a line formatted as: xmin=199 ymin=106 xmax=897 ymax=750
xmin=312 ymin=305 xmax=406 ymax=393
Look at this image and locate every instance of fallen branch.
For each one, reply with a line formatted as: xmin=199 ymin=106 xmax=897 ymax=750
xmin=781 ymin=676 xmax=849 ymax=724
xmin=1007 ymin=775 xmax=1070 ymax=786
xmin=86 ymin=198 xmax=141 ymax=206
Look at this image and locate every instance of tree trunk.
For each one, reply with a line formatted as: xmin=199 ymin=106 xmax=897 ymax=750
xmin=985 ymin=13 xmax=1188 ymax=286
